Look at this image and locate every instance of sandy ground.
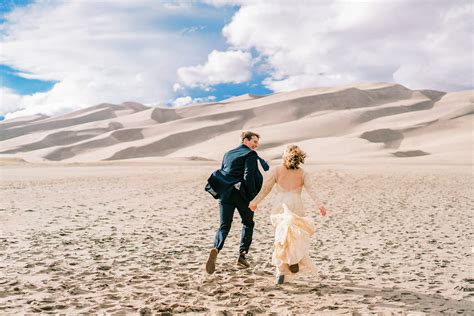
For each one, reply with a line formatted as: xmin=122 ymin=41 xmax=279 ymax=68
xmin=0 ymin=162 xmax=473 ymax=314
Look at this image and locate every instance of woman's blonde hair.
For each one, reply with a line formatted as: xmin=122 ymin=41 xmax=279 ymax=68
xmin=282 ymin=144 xmax=306 ymax=169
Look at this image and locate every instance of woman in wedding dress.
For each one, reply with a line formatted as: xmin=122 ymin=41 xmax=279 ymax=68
xmin=249 ymin=145 xmax=327 ymax=284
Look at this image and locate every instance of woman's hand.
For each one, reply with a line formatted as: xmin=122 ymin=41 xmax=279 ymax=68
xmin=249 ymin=203 xmax=257 ymax=212
xmin=319 ymin=206 xmax=327 ymax=216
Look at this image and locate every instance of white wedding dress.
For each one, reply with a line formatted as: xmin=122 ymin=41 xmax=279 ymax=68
xmin=250 ymin=166 xmax=324 ymax=280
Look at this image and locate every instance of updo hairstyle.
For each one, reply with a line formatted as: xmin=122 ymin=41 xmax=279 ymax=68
xmin=282 ymin=144 xmax=306 ymax=169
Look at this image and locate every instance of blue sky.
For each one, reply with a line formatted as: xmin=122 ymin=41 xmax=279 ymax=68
xmin=0 ymin=0 xmax=271 ymax=116
xmin=0 ymin=0 xmax=32 ymax=22
xmin=0 ymin=65 xmax=56 ymax=94
xmin=0 ymin=0 xmax=47 ymax=105
xmin=184 ymin=76 xmax=273 ymax=102
xmin=0 ymin=0 xmax=471 ymax=120
xmin=0 ymin=0 xmax=36 ymax=120
xmin=0 ymin=0 xmax=38 ymax=103
xmin=0 ymin=1 xmax=248 ymax=102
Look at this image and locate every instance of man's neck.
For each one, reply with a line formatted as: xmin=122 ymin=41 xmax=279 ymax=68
xmin=241 ymin=143 xmax=252 ymax=150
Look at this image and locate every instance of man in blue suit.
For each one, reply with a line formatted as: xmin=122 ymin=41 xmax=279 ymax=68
xmin=205 ymin=131 xmax=269 ymax=274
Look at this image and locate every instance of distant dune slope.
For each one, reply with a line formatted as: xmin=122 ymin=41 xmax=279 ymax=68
xmin=0 ymin=83 xmax=472 ymax=163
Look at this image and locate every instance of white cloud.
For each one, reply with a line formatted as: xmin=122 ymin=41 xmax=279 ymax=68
xmin=0 ymin=0 xmax=220 ymax=118
xmin=176 ymin=49 xmax=252 ymax=89
xmin=219 ymin=0 xmax=473 ymax=92
xmin=1 ymin=87 xmax=23 ymax=116
xmin=201 ymin=0 xmax=243 ymax=7
xmin=194 ymin=95 xmax=217 ymax=103
xmin=2 ymin=0 xmax=471 ymax=121
xmin=173 ymin=83 xmax=183 ymax=92
xmin=171 ymin=95 xmax=216 ymax=107
xmin=172 ymin=96 xmax=193 ymax=107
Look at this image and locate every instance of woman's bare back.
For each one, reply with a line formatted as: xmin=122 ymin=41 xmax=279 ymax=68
xmin=250 ymin=164 xmax=324 ymax=213
xmin=275 ymin=165 xmax=304 ymax=192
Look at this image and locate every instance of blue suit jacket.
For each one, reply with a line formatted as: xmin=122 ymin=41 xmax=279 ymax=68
xmin=207 ymin=144 xmax=267 ymax=202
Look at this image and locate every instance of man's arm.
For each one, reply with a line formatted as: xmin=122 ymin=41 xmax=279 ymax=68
xmin=220 ymin=152 xmax=226 ymax=170
xmin=243 ymin=151 xmax=258 ymax=198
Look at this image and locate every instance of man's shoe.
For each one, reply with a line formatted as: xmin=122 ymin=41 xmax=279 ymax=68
xmin=289 ymin=263 xmax=299 ymax=273
xmin=276 ymin=275 xmax=285 ymax=284
xmin=206 ymin=248 xmax=218 ymax=274
xmin=237 ymin=254 xmax=250 ymax=268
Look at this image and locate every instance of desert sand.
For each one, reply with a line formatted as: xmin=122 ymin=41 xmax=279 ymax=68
xmin=0 ymin=161 xmax=472 ymax=314
xmin=0 ymin=83 xmax=472 ymax=313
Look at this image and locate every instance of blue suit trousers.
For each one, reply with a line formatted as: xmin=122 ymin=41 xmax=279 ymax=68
xmin=213 ymin=187 xmax=255 ymax=254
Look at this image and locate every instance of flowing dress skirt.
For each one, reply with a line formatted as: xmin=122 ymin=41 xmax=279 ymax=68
xmin=270 ymin=203 xmax=317 ymax=279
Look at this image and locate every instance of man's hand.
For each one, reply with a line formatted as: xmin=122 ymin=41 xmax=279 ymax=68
xmin=249 ymin=203 xmax=257 ymax=212
xmin=319 ymin=206 xmax=327 ymax=216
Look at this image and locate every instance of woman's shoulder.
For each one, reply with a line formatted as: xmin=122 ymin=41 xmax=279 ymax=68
xmin=275 ymin=165 xmax=305 ymax=173
xmin=272 ymin=165 xmax=281 ymax=177
xmin=299 ymin=167 xmax=306 ymax=179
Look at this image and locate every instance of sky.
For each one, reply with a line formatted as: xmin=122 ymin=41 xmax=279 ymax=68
xmin=0 ymin=0 xmax=472 ymax=120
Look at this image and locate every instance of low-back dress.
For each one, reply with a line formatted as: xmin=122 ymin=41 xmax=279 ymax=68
xmin=250 ymin=166 xmax=324 ymax=278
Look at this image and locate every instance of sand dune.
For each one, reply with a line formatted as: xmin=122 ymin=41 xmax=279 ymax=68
xmin=0 ymin=102 xmax=148 ymax=142
xmin=0 ymin=114 xmax=50 ymax=131
xmin=220 ymin=93 xmax=264 ymax=103
xmin=0 ymin=83 xmax=472 ymax=163
xmin=0 ymin=83 xmax=473 ymax=314
xmin=0 ymin=163 xmax=472 ymax=314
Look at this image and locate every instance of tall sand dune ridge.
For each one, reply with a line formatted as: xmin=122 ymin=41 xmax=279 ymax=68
xmin=0 ymin=83 xmax=472 ymax=164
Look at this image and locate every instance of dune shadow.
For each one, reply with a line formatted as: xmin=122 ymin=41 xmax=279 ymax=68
xmin=392 ymin=150 xmax=430 ymax=157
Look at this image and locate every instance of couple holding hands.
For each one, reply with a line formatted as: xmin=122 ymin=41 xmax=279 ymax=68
xmin=205 ymin=131 xmax=327 ymax=284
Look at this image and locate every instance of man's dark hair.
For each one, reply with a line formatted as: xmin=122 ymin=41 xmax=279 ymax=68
xmin=241 ymin=131 xmax=260 ymax=142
